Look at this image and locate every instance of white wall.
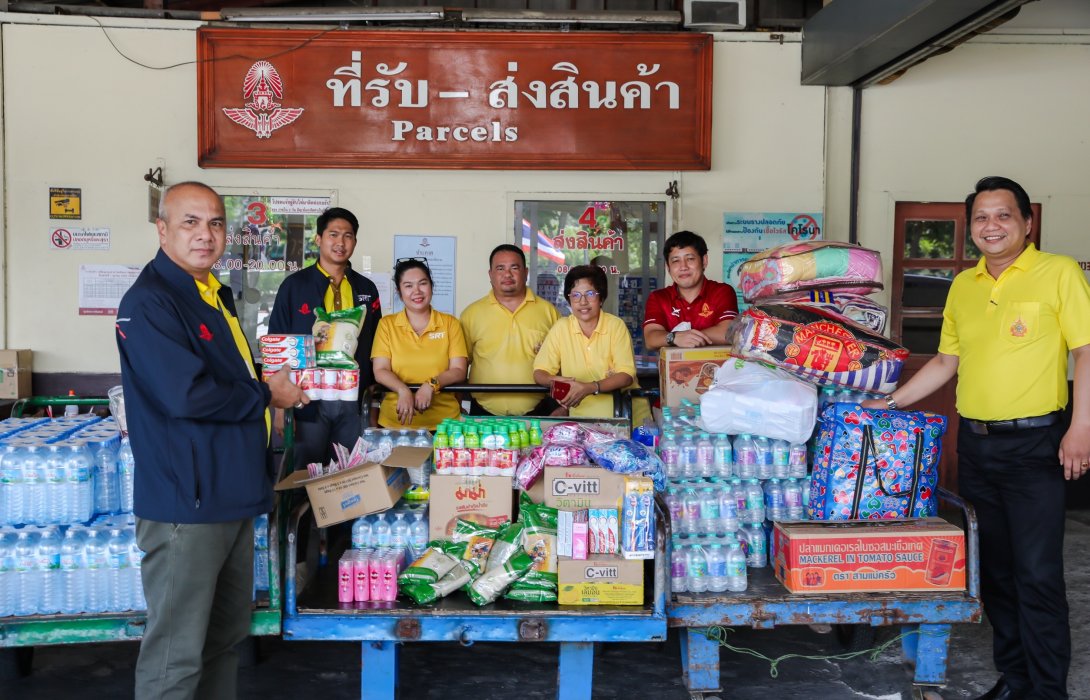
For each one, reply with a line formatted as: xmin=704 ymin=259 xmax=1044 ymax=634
xmin=855 ymin=37 xmax=1090 ymax=307
xmin=0 ymin=18 xmax=827 ymax=373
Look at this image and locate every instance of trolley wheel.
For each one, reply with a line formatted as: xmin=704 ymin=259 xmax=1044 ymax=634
xmin=911 ymin=685 xmax=944 ymax=700
xmin=0 ymin=647 xmax=34 ymax=679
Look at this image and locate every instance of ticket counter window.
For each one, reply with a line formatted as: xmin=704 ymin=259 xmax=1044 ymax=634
xmin=514 ymin=199 xmax=665 ymax=367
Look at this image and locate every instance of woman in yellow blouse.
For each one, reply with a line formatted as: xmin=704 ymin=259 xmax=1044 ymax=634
xmin=371 ymin=259 xmax=468 ymax=429
xmin=533 ymin=265 xmax=637 ymax=418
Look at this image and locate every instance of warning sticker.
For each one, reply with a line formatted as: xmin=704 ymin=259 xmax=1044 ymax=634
xmin=49 ymin=227 xmax=110 ymax=251
xmin=49 ymin=187 xmax=82 ymax=220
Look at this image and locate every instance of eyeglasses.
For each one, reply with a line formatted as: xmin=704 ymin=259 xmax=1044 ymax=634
xmin=394 ymin=256 xmax=431 ymax=270
xmin=569 ymin=290 xmax=600 ymax=302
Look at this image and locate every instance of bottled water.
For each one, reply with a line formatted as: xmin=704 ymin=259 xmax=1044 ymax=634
xmin=664 ymin=487 xmax=682 ymax=531
xmin=44 ymin=445 xmax=68 ymax=525
xmin=712 ymin=434 xmax=733 ymax=478
xmin=818 ymin=386 xmax=838 ymax=413
xmin=84 ymin=528 xmax=109 ymax=613
xmin=670 ymin=543 xmax=688 ymax=594
xmin=14 ymin=530 xmax=39 ymax=616
xmin=1 ymin=445 xmax=23 ymax=525
xmin=390 ymin=513 xmax=410 ymax=552
xmin=705 ymin=543 xmax=728 ymax=593
xmin=789 ymin=443 xmax=809 ymax=478
xmin=764 ymin=479 xmax=786 ymax=522
xmin=118 ymin=438 xmax=135 ymax=514
xmin=377 ymin=429 xmax=394 ymax=453
xmin=784 ymin=478 xmax=805 ymax=521
xmin=394 ymin=430 xmax=412 ymax=448
xmin=60 ymin=526 xmax=85 ymax=614
xmin=679 ymin=433 xmax=698 ymax=479
xmin=372 ymin=515 xmax=391 ymax=548
xmin=695 ymin=433 xmax=714 ymax=478
xmin=734 ymin=435 xmax=756 ymax=479
xmin=36 ymin=527 xmax=62 ymax=614
xmin=67 ymin=445 xmax=94 ymax=523
xmin=743 ymin=522 xmax=767 ymax=568
xmin=686 ymin=544 xmax=708 ymax=593
xmin=107 ymin=528 xmax=131 ymax=612
xmin=698 ymin=487 xmax=720 ymax=535
xmin=93 ymin=439 xmax=120 ymax=515
xmin=731 ymin=477 xmax=748 ymax=522
xmin=726 ymin=542 xmax=748 ymax=592
xmin=680 ymin=488 xmax=701 ymax=536
xmin=128 ymin=534 xmax=147 ymax=611
xmin=659 ymin=432 xmax=680 ymax=479
xmin=754 ymin=436 xmax=773 ymax=480
xmin=0 ymin=530 xmax=15 ymax=616
xmin=744 ymin=479 xmax=765 ymax=523
xmin=771 ymin=440 xmax=791 ymax=479
xmin=351 ymin=517 xmax=373 ymax=549
xmin=717 ymin=482 xmax=739 ymax=534
xmin=409 ymin=511 xmax=429 ymax=559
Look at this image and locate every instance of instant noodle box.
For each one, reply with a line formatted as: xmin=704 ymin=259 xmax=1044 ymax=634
xmin=429 ymin=475 xmax=514 ymax=541
xmin=558 ymin=554 xmax=644 ymax=605
xmin=273 ymin=447 xmax=424 ymax=527
xmin=543 ymin=466 xmax=626 ymax=511
xmin=658 ymin=345 xmax=733 ymax=408
xmin=773 ymin=518 xmax=966 ymax=594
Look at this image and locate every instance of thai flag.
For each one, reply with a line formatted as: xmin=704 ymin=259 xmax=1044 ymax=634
xmin=522 ymin=219 xmax=566 ymax=265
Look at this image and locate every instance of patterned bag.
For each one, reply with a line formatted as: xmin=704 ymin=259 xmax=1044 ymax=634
xmin=808 ymin=403 xmax=947 ymax=520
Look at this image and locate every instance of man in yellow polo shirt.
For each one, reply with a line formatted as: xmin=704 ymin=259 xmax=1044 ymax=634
xmin=460 ymin=244 xmax=560 ymax=416
xmin=864 ymin=177 xmax=1090 ymax=700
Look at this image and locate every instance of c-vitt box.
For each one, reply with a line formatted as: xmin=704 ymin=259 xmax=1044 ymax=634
xmin=773 ymin=518 xmax=966 ymax=594
xmin=558 ymin=555 xmax=644 ymax=606
xmin=543 ymin=466 xmax=626 ymax=511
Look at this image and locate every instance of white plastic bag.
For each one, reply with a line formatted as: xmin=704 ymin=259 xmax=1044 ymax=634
xmin=698 ymin=359 xmax=817 ymax=443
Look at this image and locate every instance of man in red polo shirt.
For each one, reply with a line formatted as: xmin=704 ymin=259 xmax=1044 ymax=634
xmin=644 ymin=230 xmax=739 ymax=350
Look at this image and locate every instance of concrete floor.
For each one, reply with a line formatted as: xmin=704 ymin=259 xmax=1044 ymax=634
xmin=7 ymin=511 xmax=1090 ymax=700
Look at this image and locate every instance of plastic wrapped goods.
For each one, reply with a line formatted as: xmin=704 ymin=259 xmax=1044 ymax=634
xmin=738 ymin=241 xmax=883 ymax=303
xmin=698 ymin=359 xmax=817 ymax=445
xmin=758 ymin=290 xmax=889 ymax=334
xmin=728 ymin=304 xmax=909 ymax=394
xmin=467 ymin=550 xmax=534 ymax=606
xmin=312 ymin=306 xmax=363 ymax=368
xmin=583 ymin=439 xmax=666 ymax=492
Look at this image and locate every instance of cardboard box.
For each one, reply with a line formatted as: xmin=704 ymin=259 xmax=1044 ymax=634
xmin=0 ymin=349 xmax=32 ymax=400
xmin=558 ymin=554 xmax=644 ymax=605
xmin=543 ymin=466 xmax=626 ymax=511
xmin=273 ymin=446 xmax=423 ymax=527
xmin=773 ymin=518 xmax=967 ymax=594
xmin=429 ymin=474 xmax=513 ymax=540
xmin=658 ymin=346 xmax=733 ymax=408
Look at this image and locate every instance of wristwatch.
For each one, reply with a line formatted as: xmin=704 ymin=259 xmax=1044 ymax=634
xmin=665 ymin=331 xmax=676 ymax=346
xmin=885 ymin=394 xmax=899 ymax=411
xmin=428 ymin=377 xmax=442 ymax=393
xmin=594 ymin=381 xmax=601 ymax=395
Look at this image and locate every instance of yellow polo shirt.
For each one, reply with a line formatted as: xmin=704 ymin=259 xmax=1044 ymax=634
xmin=533 ymin=312 xmax=638 ymax=419
xmin=316 ymin=263 xmax=355 ymax=312
xmin=938 ymin=244 xmax=1090 ymax=420
xmin=461 ymin=290 xmax=560 ymax=415
xmin=371 ymin=309 xmax=468 ymax=429
xmin=196 ymin=275 xmax=270 ymax=441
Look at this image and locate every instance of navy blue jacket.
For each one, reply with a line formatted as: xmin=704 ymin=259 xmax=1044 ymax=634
xmin=116 ymin=249 xmax=273 ymax=524
xmin=268 ymin=262 xmax=381 ymax=421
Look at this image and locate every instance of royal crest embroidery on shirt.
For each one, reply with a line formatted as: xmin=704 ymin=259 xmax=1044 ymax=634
xmin=299 ymin=302 xmax=311 ymax=316
xmin=198 ymin=324 xmax=214 ymax=341
xmin=1010 ymin=317 xmax=1027 ymax=337
xmin=699 ymin=302 xmax=713 ymax=319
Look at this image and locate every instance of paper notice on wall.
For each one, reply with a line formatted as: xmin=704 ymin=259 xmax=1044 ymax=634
xmin=392 ymin=235 xmax=456 ymax=314
xmin=268 ymin=196 xmax=332 ymax=215
xmin=79 ymin=265 xmax=142 ymax=316
xmin=364 ymin=272 xmax=394 ymax=314
xmin=50 ymin=226 xmax=110 ymax=251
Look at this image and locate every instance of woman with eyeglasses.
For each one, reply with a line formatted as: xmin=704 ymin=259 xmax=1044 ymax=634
xmin=371 ymin=259 xmax=468 ymax=429
xmin=533 ymin=264 xmax=637 ymax=418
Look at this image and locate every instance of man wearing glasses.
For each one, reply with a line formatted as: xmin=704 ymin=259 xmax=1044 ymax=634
xmin=643 ymin=230 xmax=739 ymax=351
xmin=268 ymin=207 xmax=381 ymax=469
xmin=461 ymin=244 xmax=560 ymax=416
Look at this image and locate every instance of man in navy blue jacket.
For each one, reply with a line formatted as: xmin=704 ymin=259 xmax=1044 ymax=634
xmin=268 ymin=206 xmax=381 ymax=471
xmin=117 ymin=181 xmax=308 ymax=699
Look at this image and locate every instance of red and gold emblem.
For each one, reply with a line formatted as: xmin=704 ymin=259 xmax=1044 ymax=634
xmin=1010 ymin=317 xmax=1027 ymax=337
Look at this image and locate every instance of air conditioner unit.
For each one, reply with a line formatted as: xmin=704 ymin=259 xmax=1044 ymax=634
xmin=683 ymin=0 xmax=749 ymax=31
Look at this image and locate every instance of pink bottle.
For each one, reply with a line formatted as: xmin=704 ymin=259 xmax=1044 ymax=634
xmin=338 ymin=554 xmax=355 ymax=603
xmin=380 ymin=553 xmax=398 ymax=601
xmin=369 ymin=553 xmax=384 ymax=601
xmin=353 ymin=550 xmax=371 ymax=602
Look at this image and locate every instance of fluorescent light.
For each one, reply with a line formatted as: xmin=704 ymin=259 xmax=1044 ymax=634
xmin=221 ymin=6 xmax=445 ymax=23
xmin=460 ymin=9 xmax=681 ymax=26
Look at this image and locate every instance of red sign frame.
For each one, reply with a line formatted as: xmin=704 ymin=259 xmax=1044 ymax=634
xmin=197 ymin=28 xmax=713 ymax=170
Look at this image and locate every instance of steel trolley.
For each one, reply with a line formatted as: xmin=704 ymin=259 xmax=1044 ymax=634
xmin=667 ymin=489 xmax=983 ymax=700
xmin=0 ymin=396 xmax=283 ymax=672
xmin=279 ymin=383 xmax=667 ymax=700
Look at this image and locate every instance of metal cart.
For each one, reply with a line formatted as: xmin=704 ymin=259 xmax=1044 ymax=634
xmin=667 ymin=489 xmax=983 ymax=700
xmin=0 ymin=396 xmax=282 ymax=665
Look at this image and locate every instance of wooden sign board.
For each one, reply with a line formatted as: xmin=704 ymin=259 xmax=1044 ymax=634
xmin=197 ymin=28 xmax=713 ymax=170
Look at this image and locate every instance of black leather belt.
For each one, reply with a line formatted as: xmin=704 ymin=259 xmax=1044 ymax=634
xmin=962 ymin=411 xmax=1062 ymax=436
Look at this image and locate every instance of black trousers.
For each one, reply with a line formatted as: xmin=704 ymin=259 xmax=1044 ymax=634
xmin=957 ymin=418 xmax=1070 ymax=700
xmin=293 ymin=400 xmax=363 ymax=471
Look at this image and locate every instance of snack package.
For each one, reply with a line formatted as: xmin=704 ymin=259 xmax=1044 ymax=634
xmin=514 ymin=443 xmax=586 ymax=491
xmin=451 ymin=520 xmax=498 ymax=572
xmin=312 ymin=306 xmax=364 ymax=369
xmin=542 ymin=422 xmax=585 ymax=444
xmin=513 ymin=496 xmax=558 ymax=593
xmin=584 ymin=439 xmax=666 ymax=491
xmin=401 ymin=558 xmax=476 ymax=605
xmin=467 ymin=550 xmax=534 ymax=606
xmin=485 ymin=521 xmax=526 ymax=571
xmin=397 ymin=547 xmax=460 ymax=586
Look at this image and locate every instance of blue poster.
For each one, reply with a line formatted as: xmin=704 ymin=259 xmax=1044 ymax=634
xmin=722 ymin=211 xmax=823 ymax=252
